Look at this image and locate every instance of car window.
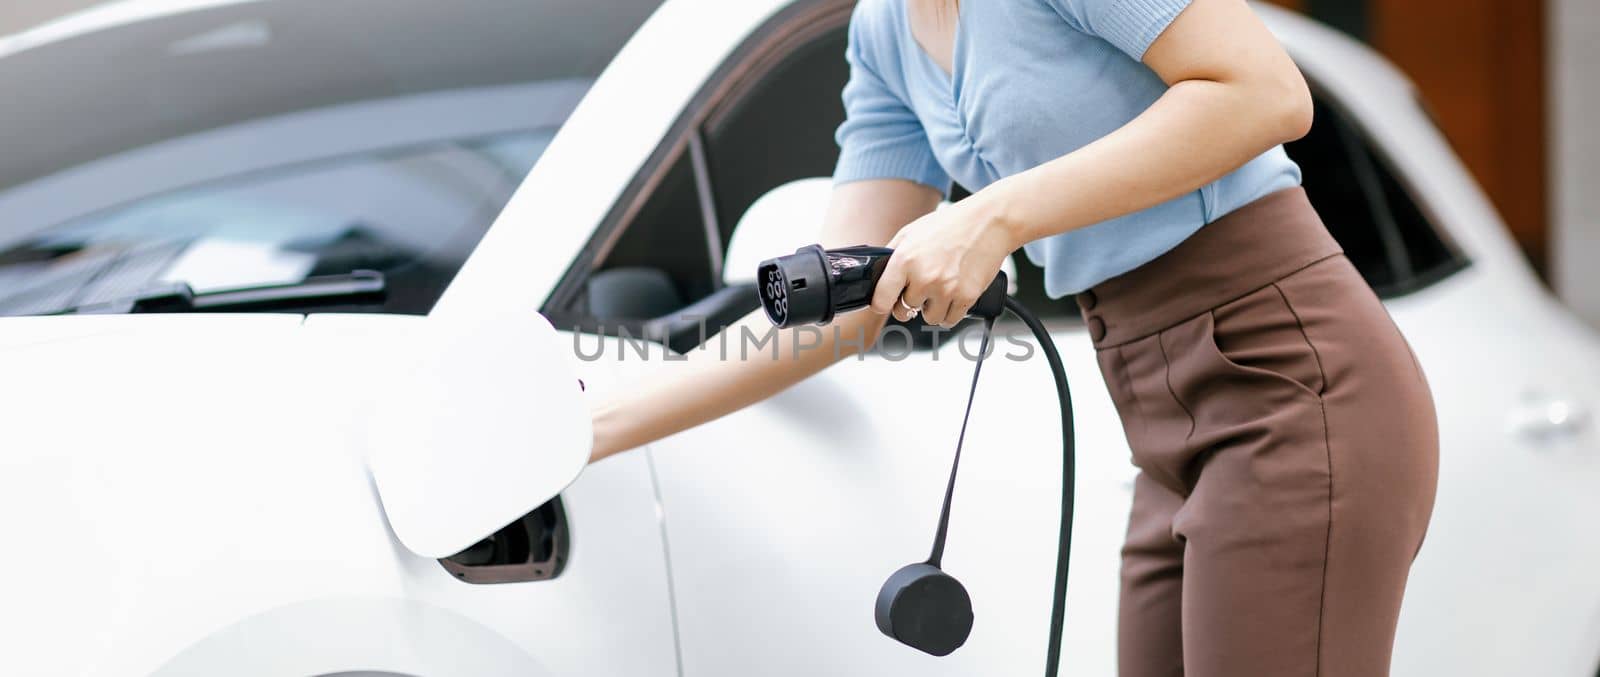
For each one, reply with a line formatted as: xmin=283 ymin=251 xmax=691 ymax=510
xmin=700 ymin=27 xmax=851 ymax=245
xmin=588 ymin=150 xmax=719 ymax=317
xmin=0 ymin=130 xmax=548 ymax=316
xmin=559 ymin=8 xmax=1056 ymax=348
xmin=560 ymin=4 xmax=858 ymax=340
xmin=577 ymin=13 xmax=853 ymax=324
xmin=1285 ymin=95 xmax=1466 ymax=297
xmin=0 ymin=0 xmax=662 ymax=316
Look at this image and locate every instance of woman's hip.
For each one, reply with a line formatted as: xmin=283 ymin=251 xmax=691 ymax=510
xmin=1079 ymin=187 xmax=1438 ymax=506
xmin=1097 ymin=196 xmax=1441 ymax=674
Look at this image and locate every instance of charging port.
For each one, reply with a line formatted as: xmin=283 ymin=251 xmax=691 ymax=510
xmin=440 ymin=496 xmax=569 ymax=584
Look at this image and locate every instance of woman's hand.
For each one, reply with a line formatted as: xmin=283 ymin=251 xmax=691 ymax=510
xmin=869 ymin=193 xmax=1019 ymax=327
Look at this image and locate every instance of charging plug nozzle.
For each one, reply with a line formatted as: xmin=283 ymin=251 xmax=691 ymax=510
xmin=757 ymin=244 xmax=1007 ymax=327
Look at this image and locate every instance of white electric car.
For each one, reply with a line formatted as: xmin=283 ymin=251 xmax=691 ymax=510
xmin=2 ymin=1 xmax=1597 ymax=675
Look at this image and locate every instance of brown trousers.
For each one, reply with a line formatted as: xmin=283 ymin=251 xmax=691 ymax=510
xmin=1076 ymin=188 xmax=1440 ymax=677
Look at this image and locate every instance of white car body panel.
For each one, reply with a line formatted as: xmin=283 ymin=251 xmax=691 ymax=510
xmin=365 ymin=310 xmax=591 ymax=559
xmin=1 ymin=1 xmax=1597 ymax=676
xmin=1385 ymin=271 xmax=1600 ymax=676
xmin=643 ymin=332 xmax=1131 ymax=675
xmin=0 ymin=316 xmax=680 ymax=676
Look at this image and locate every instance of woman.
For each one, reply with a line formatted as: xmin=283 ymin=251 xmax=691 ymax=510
xmin=590 ymin=0 xmax=1439 ymax=674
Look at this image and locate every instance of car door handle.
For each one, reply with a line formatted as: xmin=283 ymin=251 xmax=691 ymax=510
xmin=1509 ymin=394 xmax=1591 ymax=440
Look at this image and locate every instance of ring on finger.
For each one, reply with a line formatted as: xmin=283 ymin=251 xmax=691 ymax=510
xmin=897 ymin=295 xmax=921 ymax=317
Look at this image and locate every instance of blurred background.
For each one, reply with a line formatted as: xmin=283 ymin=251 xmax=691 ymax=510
xmin=1257 ymin=0 xmax=1599 ymax=329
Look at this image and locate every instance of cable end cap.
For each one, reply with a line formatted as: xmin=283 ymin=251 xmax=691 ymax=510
xmin=875 ymin=562 xmax=974 ymax=657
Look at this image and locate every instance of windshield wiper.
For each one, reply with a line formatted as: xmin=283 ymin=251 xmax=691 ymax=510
xmin=60 ymin=270 xmax=386 ymax=315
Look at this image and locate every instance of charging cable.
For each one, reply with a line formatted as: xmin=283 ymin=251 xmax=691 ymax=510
xmin=757 ymin=245 xmax=1076 ymax=677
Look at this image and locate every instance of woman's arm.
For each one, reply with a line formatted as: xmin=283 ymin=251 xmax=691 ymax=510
xmin=588 ymin=178 xmax=940 ymax=463
xmin=870 ymin=0 xmax=1313 ymax=326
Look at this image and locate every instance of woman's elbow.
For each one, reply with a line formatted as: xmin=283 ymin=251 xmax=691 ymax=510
xmin=1210 ymin=70 xmax=1314 ymax=152
xmin=1266 ymin=75 xmax=1315 ymax=144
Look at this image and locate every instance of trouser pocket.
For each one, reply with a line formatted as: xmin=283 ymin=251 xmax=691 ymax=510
xmin=1205 ymin=283 xmax=1326 ymax=399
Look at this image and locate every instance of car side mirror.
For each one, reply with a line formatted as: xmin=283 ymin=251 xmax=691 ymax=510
xmin=724 ymin=177 xmax=833 ymax=287
xmin=365 ymin=310 xmax=590 ymax=558
xmin=725 ymin=177 xmax=1018 ymax=294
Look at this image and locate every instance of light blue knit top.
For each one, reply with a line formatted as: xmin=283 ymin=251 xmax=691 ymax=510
xmin=833 ymin=0 xmax=1303 ymax=296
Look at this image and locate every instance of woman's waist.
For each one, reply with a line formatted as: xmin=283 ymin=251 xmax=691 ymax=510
xmin=1072 ymin=186 xmax=1343 ymax=347
xmin=1000 ymin=147 xmax=1302 ymax=295
xmin=1023 ymin=201 xmax=1211 ymax=300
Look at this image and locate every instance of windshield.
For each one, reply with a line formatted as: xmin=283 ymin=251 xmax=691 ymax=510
xmin=0 ymin=0 xmax=661 ymax=315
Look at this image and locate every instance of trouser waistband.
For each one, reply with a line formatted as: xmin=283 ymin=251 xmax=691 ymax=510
xmin=1075 ymin=187 xmax=1343 ymax=348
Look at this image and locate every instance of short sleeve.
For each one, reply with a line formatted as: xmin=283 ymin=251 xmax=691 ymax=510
xmin=832 ymin=4 xmax=951 ymax=195
xmin=1047 ymin=0 xmax=1193 ymax=62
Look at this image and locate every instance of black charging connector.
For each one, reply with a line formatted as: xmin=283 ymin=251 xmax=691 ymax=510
xmin=757 ymin=244 xmax=1007 ymax=327
xmin=756 ymin=245 xmax=1076 ymax=677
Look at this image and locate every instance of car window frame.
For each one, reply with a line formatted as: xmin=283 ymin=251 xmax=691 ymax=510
xmin=1300 ymin=82 xmax=1471 ymax=299
xmin=542 ymin=0 xmax=855 ymax=326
